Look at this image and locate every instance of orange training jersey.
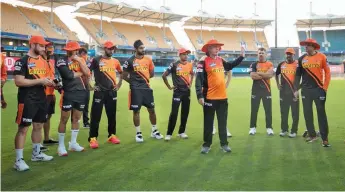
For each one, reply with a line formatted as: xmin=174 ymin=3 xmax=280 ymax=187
xmin=123 ymin=55 xmax=154 ymax=89
xmin=91 ymin=56 xmax=123 ymax=91
xmin=1 ymin=54 xmax=7 ymax=81
xmin=196 ymin=56 xmax=227 ymax=100
xmin=276 ymin=60 xmax=298 ymax=94
xmin=250 ymin=61 xmax=274 ymax=93
xmin=45 ymin=59 xmax=55 ymax=95
xmin=296 ymin=52 xmax=330 ymax=91
xmin=166 ymin=60 xmax=193 ymax=92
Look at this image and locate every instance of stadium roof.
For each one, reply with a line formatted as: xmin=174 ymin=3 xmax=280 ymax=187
xmin=183 ymin=10 xmax=273 ymax=29
xmin=20 ymin=0 xmax=78 ymax=8
xmin=296 ymin=13 xmax=345 ymax=28
xmin=74 ymin=0 xmax=187 ymax=24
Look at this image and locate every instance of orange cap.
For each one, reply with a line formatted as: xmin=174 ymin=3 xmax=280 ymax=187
xmin=299 ymin=38 xmax=320 ymax=50
xmin=63 ymin=41 xmax=81 ymax=51
xmin=103 ymin=41 xmax=116 ymax=49
xmin=29 ymin=36 xmax=49 ymax=45
xmin=178 ymin=48 xmax=191 ymax=55
xmin=285 ymin=48 xmax=295 ymax=54
xmin=201 ymin=39 xmax=224 ymax=53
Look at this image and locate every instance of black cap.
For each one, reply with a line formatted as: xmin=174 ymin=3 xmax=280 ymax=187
xmin=134 ymin=40 xmax=143 ymax=49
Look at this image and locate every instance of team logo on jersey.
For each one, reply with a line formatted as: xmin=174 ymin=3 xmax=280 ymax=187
xmin=281 ymin=65 xmax=287 ymax=69
xmin=302 ymin=59 xmax=308 ymax=63
xmin=99 ymin=62 xmax=106 ymax=66
xmin=28 ymin=63 xmax=36 ymax=67
xmin=210 ymin=63 xmax=216 ymax=67
xmin=133 ymin=63 xmax=139 ymax=67
xmin=176 ymin=67 xmax=182 ymax=71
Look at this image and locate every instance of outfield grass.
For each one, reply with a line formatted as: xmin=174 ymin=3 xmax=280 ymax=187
xmin=1 ymin=78 xmax=345 ymax=191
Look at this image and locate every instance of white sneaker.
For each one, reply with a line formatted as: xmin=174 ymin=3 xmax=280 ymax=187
xmin=13 ymin=159 xmax=29 ymax=171
xmin=178 ymin=133 xmax=188 ymax=139
xmin=279 ymin=131 xmax=288 ymax=137
xmin=57 ymin=146 xmax=68 ymax=156
xmin=68 ymin=142 xmax=84 ymax=152
xmin=267 ymin=128 xmax=274 ymax=136
xmin=165 ymin=135 xmax=172 ymax=141
xmin=249 ymin=127 xmax=256 ymax=135
xmin=289 ymin=133 xmax=297 ymax=138
xmin=151 ymin=129 xmax=163 ymax=140
xmin=136 ymin=132 xmax=144 ymax=143
xmin=31 ymin=152 xmax=54 ymax=162
xmin=227 ymin=129 xmax=232 ymax=137
xmin=212 ymin=126 xmax=216 ymax=135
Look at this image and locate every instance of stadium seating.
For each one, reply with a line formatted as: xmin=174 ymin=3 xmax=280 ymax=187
xmin=76 ymin=17 xmax=179 ymax=50
xmin=0 ymin=3 xmax=78 ymax=41
xmin=185 ymin=29 xmax=268 ymax=52
xmin=298 ymin=29 xmax=345 ymax=52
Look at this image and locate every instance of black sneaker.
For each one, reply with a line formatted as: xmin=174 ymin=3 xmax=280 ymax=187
xmin=302 ymin=130 xmax=308 ymax=138
xmin=43 ymin=139 xmax=58 ymax=145
xmin=40 ymin=146 xmax=48 ymax=152
xmin=322 ymin=140 xmax=331 ymax=147
xmin=84 ymin=123 xmax=90 ymax=129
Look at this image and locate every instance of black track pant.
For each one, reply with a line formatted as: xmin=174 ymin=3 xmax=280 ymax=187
xmin=89 ymin=90 xmax=117 ymax=140
xmin=166 ymin=90 xmax=190 ymax=135
xmin=83 ymin=90 xmax=90 ymax=124
xmin=250 ymin=91 xmax=272 ymax=128
xmin=203 ymin=99 xmax=228 ymax=147
xmin=280 ymin=91 xmax=299 ymax=133
xmin=301 ymin=87 xmax=329 ymax=141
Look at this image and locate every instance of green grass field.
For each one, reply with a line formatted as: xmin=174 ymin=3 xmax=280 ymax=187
xmin=1 ymin=78 xmax=345 ymax=191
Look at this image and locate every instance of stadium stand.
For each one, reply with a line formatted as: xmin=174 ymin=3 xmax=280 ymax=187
xmin=1 ymin=3 xmax=78 ymax=41
xmin=298 ymin=29 xmax=345 ymax=53
xmin=185 ymin=29 xmax=268 ymax=52
xmin=76 ymin=16 xmax=179 ymax=51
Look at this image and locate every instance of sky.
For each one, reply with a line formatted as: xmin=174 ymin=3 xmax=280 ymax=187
xmin=2 ymin=0 xmax=345 ymax=51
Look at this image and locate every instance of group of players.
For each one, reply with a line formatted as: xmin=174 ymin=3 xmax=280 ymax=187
xmin=0 ymin=34 xmax=333 ymax=171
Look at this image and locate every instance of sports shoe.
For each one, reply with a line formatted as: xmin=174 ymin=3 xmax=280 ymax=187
xmin=288 ymin=133 xmax=297 ymax=138
xmin=322 ymin=140 xmax=331 ymax=147
xmin=212 ymin=126 xmax=216 ymax=135
xmin=136 ymin=132 xmax=144 ymax=143
xmin=89 ymin=137 xmax=99 ymax=149
xmin=267 ymin=128 xmax=274 ymax=136
xmin=83 ymin=123 xmax=90 ymax=129
xmin=220 ymin=145 xmax=231 ymax=153
xmin=13 ymin=158 xmax=29 ymax=171
xmin=279 ymin=131 xmax=288 ymax=137
xmin=57 ymin=147 xmax=68 ymax=156
xmin=201 ymin=146 xmax=211 ymax=154
xmin=249 ymin=127 xmax=256 ymax=135
xmin=108 ymin=134 xmax=120 ymax=144
xmin=68 ymin=142 xmax=85 ymax=152
xmin=31 ymin=152 xmax=53 ymax=162
xmin=227 ymin=129 xmax=232 ymax=137
xmin=306 ymin=137 xmax=318 ymax=143
xmin=43 ymin=139 xmax=58 ymax=145
xmin=165 ymin=135 xmax=172 ymax=141
xmin=151 ymin=129 xmax=163 ymax=140
xmin=178 ymin=133 xmax=188 ymax=139
xmin=40 ymin=145 xmax=48 ymax=152
xmin=302 ymin=130 xmax=308 ymax=138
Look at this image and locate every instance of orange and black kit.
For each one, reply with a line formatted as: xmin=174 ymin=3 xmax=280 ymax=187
xmin=276 ymin=61 xmax=299 ymax=133
xmin=55 ymin=56 xmax=87 ymax=112
xmin=165 ymin=60 xmax=193 ymax=136
xmin=249 ymin=61 xmax=273 ymax=129
xmin=123 ymin=55 xmax=155 ymax=111
xmin=88 ymin=56 xmax=122 ymax=140
xmin=13 ymin=55 xmax=49 ymax=127
xmin=195 ymin=55 xmax=243 ymax=147
xmin=294 ymin=52 xmax=330 ymax=141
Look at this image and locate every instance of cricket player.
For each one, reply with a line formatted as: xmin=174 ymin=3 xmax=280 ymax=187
xmin=294 ymin=38 xmax=331 ymax=147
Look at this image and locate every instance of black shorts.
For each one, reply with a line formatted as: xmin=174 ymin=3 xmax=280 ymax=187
xmin=15 ymin=101 xmax=47 ymax=127
xmin=129 ymin=89 xmax=154 ymax=111
xmin=46 ymin=95 xmax=56 ymax=115
xmin=61 ymin=90 xmax=87 ymax=112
